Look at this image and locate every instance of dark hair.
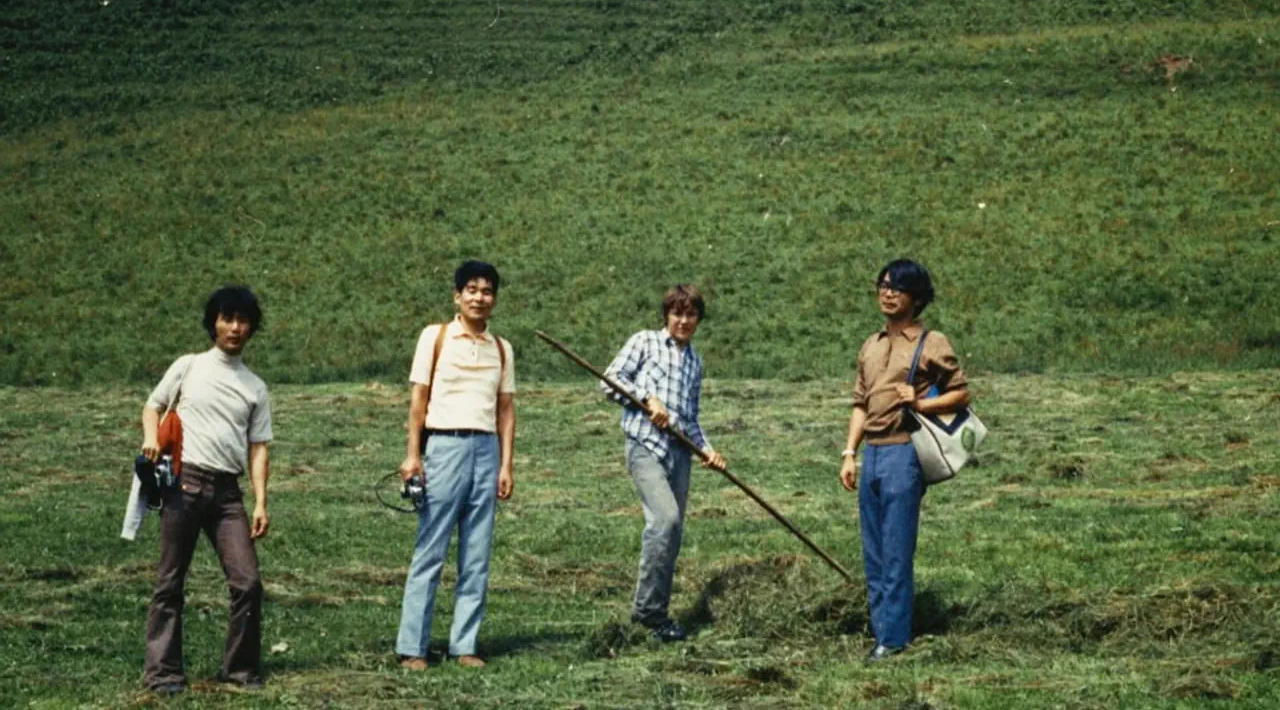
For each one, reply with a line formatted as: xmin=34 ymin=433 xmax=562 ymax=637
xmin=662 ymin=284 xmax=706 ymax=321
xmin=203 ymin=286 xmax=263 ymax=339
xmin=878 ymin=259 xmax=935 ymax=316
xmin=454 ymin=260 xmax=500 ymax=293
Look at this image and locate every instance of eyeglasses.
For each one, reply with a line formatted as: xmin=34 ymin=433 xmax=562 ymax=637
xmin=876 ymin=282 xmax=905 ymax=295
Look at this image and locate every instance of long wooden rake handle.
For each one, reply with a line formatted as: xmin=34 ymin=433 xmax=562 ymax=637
xmin=535 ymin=330 xmax=855 ymax=585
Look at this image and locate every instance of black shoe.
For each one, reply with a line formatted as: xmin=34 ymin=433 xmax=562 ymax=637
xmin=866 ymin=644 xmax=905 ymax=663
xmin=650 ymin=619 xmax=688 ymax=643
xmin=150 ymin=682 xmax=186 ymax=696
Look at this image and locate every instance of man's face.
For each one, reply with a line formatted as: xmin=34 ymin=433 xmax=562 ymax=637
xmin=877 ymin=277 xmax=916 ymax=320
xmin=214 ymin=312 xmax=253 ymax=355
xmin=453 ymin=277 xmax=497 ymax=323
xmin=665 ymin=306 xmax=700 ymax=345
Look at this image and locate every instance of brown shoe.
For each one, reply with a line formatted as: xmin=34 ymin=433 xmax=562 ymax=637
xmin=399 ymin=656 xmax=428 ymax=671
xmin=457 ymin=655 xmax=486 ymax=668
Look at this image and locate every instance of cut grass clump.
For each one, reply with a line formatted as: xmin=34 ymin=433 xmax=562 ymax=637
xmin=948 ymin=582 xmax=1280 ymax=652
xmin=581 ymin=555 xmax=861 ymax=659
xmin=679 ymin=555 xmax=863 ymax=641
xmin=582 ymin=620 xmax=649 ymax=660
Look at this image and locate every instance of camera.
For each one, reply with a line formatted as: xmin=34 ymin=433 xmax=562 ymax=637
xmin=134 ymin=454 xmax=179 ymax=510
xmin=401 ymin=473 xmax=427 ymax=512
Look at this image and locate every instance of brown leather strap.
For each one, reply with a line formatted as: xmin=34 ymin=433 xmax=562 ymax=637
xmin=423 ymin=322 xmax=449 ymax=413
xmin=496 ymin=330 xmax=506 ymax=381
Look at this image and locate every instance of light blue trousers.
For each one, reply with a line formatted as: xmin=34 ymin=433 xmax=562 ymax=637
xmin=627 ymin=441 xmax=692 ymax=625
xmin=859 ymin=442 xmax=924 ymax=648
xmin=396 ymin=432 xmax=499 ymax=657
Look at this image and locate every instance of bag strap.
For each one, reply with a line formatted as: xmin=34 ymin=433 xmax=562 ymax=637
xmin=423 ymin=322 xmax=449 ymax=412
xmin=906 ymin=329 xmax=930 ymax=386
xmin=496 ymin=332 xmax=506 ymax=380
xmin=168 ymin=355 xmax=196 ymax=412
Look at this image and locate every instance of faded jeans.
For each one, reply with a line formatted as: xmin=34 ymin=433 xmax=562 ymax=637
xmin=627 ymin=440 xmax=692 ymax=626
xmin=396 ymin=431 xmax=499 ymax=658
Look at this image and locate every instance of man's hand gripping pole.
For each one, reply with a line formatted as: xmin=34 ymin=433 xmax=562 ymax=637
xmin=534 ymin=330 xmax=855 ymax=585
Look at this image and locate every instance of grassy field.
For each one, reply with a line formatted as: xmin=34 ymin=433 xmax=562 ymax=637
xmin=2 ymin=369 xmax=1278 ymax=707
xmin=3 ymin=1 xmax=1279 ymax=386
xmin=3 ymin=2 xmax=1279 ymax=706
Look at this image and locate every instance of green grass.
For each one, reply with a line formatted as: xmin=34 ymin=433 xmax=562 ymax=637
xmin=2 ymin=1 xmax=1279 ymax=386
xmin=3 ymin=2 xmax=1279 ymax=703
xmin=2 ymin=371 xmax=1278 ymax=707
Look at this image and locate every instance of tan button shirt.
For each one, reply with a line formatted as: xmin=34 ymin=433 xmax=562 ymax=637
xmin=409 ymin=317 xmax=515 ymax=432
xmin=853 ymin=324 xmax=967 ymax=445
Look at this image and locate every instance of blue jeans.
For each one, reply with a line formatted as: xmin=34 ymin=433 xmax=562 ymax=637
xmin=859 ymin=443 xmax=924 ymax=648
xmin=627 ymin=441 xmax=691 ymax=625
xmin=396 ymin=432 xmax=499 ymax=657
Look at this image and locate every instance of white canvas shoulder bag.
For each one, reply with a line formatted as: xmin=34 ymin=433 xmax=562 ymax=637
xmin=904 ymin=331 xmax=987 ymax=485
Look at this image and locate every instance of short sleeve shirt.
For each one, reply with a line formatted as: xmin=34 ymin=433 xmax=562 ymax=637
xmin=853 ymin=324 xmax=967 ymax=444
xmin=409 ymin=317 xmax=515 ymax=432
xmin=146 ymin=348 xmax=272 ymax=475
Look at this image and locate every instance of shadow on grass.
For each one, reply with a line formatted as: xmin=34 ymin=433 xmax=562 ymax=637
xmin=263 ymin=631 xmax=579 ymax=677
xmin=582 ymin=555 xmax=880 ymax=659
xmin=679 ymin=556 xmax=816 ymax=636
xmin=913 ymin=588 xmax=962 ymax=637
xmin=576 ymin=561 xmax=1003 ymax=660
xmin=482 ymin=631 xmax=578 ymax=659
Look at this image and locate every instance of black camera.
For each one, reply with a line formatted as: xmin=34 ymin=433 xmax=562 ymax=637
xmin=400 ymin=473 xmax=427 ymax=512
xmin=134 ymin=454 xmax=178 ymax=510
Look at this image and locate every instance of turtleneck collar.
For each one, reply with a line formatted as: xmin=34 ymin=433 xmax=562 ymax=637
xmin=209 ymin=345 xmax=243 ymax=366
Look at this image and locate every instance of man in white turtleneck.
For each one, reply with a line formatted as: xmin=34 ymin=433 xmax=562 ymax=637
xmin=138 ymin=286 xmax=273 ymax=696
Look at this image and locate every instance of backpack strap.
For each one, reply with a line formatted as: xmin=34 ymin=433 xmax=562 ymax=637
xmin=416 ymin=323 xmax=450 ymax=456
xmin=423 ymin=322 xmax=449 ymax=412
xmin=495 ymin=333 xmax=506 ymax=389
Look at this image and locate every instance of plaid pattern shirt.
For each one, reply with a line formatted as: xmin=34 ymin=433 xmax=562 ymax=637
xmin=601 ymin=328 xmax=711 ymax=462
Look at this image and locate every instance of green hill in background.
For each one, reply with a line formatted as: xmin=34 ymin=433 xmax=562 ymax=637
xmin=3 ymin=0 xmax=1277 ymax=385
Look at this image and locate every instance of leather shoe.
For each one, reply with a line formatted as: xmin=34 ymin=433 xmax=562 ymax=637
xmin=866 ymin=644 xmax=905 ymax=663
xmin=457 ymin=655 xmax=486 ymax=668
xmin=399 ymin=656 xmax=429 ymax=671
xmin=650 ymin=619 xmax=688 ymax=643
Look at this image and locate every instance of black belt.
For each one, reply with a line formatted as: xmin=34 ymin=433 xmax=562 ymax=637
xmin=426 ymin=429 xmax=491 ymax=437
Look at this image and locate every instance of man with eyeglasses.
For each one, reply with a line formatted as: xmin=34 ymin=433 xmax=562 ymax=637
xmin=838 ymin=260 xmax=971 ymax=662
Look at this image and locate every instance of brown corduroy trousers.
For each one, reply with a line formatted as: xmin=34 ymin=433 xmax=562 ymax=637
xmin=143 ymin=464 xmax=263 ymax=688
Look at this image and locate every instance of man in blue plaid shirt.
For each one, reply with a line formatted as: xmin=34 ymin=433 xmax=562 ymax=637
xmin=601 ymin=284 xmax=726 ymax=642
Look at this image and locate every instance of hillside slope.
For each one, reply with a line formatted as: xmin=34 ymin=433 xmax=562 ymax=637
xmin=3 ymin=1 xmax=1277 ymax=384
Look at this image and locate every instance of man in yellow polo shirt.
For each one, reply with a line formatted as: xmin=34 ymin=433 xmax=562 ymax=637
xmin=395 ymin=261 xmax=516 ymax=670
